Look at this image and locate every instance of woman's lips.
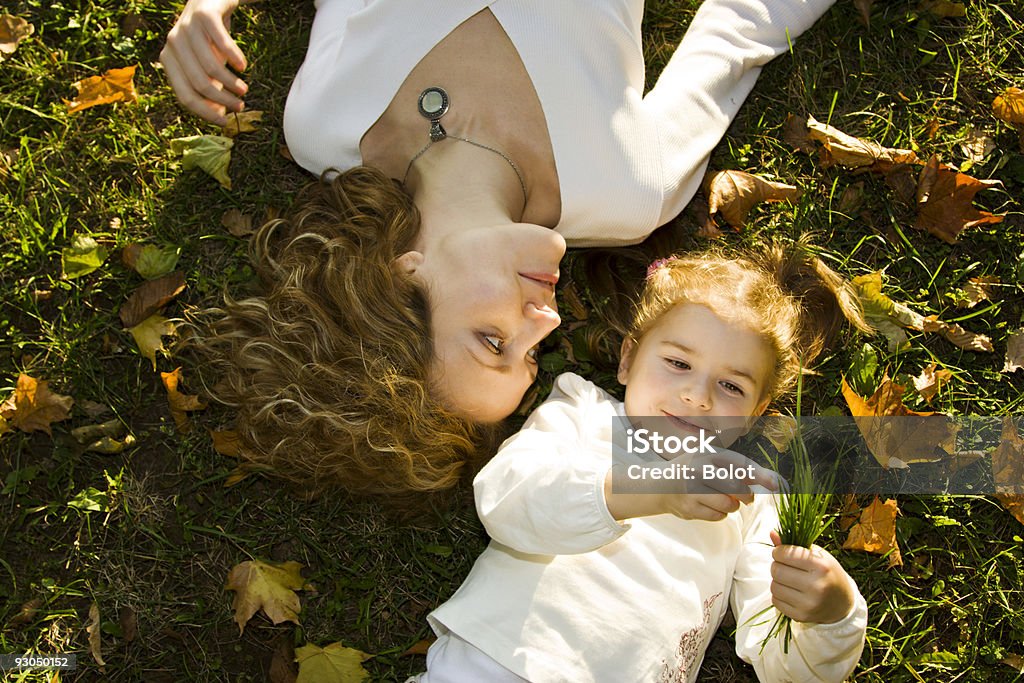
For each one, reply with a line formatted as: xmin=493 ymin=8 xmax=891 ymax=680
xmin=520 ymin=272 xmax=559 ymax=287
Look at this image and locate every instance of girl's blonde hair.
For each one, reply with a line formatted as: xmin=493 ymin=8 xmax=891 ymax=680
xmin=187 ymin=167 xmax=501 ymax=502
xmin=628 ymin=236 xmax=870 ymax=398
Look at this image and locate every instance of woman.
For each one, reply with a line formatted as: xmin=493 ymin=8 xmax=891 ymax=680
xmin=161 ymin=0 xmax=836 ymax=497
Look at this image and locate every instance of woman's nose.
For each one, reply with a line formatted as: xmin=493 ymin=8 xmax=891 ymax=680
xmin=523 ymin=301 xmax=561 ymax=342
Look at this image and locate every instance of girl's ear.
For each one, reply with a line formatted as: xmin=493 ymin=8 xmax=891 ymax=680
xmin=753 ymin=395 xmax=771 ymax=417
xmin=617 ymin=338 xmax=636 ymax=385
xmin=392 ymin=251 xmax=424 ymax=276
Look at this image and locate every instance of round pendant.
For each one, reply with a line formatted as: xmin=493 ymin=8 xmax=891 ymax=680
xmin=418 ymin=87 xmax=449 ymax=120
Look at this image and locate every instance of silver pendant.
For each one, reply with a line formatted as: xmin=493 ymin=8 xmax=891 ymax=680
xmin=418 ymin=87 xmax=449 ymax=142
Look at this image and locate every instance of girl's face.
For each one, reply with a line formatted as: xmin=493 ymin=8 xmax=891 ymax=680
xmin=618 ymin=303 xmax=773 ymax=448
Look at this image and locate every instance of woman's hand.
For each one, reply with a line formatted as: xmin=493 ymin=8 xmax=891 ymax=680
xmin=768 ymin=531 xmax=857 ymax=625
xmin=160 ymin=0 xmax=248 ymax=125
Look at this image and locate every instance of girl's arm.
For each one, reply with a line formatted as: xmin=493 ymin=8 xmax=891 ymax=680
xmin=474 ymin=374 xmax=628 ymax=556
xmin=730 ymin=497 xmax=867 ymax=682
xmin=643 ymin=0 xmax=836 ymax=226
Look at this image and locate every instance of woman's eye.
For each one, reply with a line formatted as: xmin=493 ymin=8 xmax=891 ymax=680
xmin=483 ymin=335 xmax=505 ymax=355
xmin=527 ymin=345 xmax=539 ymax=362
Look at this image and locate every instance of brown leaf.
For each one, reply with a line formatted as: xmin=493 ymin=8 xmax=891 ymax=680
xmin=783 ymin=114 xmax=816 ymax=154
xmin=222 ymin=110 xmax=264 ymax=137
xmin=841 ymin=376 xmax=957 ymax=469
xmin=0 ymin=374 xmax=74 ymax=435
xmin=119 ymin=271 xmax=186 ymax=328
xmin=959 ymin=275 xmax=1000 ymax=308
xmin=87 ymin=602 xmax=106 ymax=669
xmin=1003 ymin=330 xmax=1024 ymax=373
xmin=119 ymin=606 xmax=137 ymax=643
xmin=842 ymin=496 xmax=902 ymax=567
xmin=279 ymin=145 xmax=294 ymax=162
xmin=805 ymin=115 xmax=919 ymax=172
xmin=854 ymin=0 xmax=874 ymax=26
xmin=0 ymin=14 xmax=34 ymax=60
xmin=1002 ymin=654 xmax=1024 ymax=673
xmin=160 ymin=368 xmax=207 ymax=433
xmin=992 ymin=417 xmax=1024 ymax=495
xmin=225 ymin=559 xmax=306 ymax=634
xmin=922 ymin=314 xmax=994 ymax=352
xmin=8 ymin=598 xmax=42 ymax=627
xmin=959 ymin=126 xmax=996 ymax=166
xmin=703 ymin=170 xmax=800 ymax=230
xmin=270 ymin=636 xmax=298 ymax=683
xmin=837 ymin=181 xmax=866 ymax=215
xmin=65 ymin=65 xmax=138 ymax=113
xmin=919 ymin=0 xmax=966 ymax=19
xmin=221 ymin=209 xmax=254 ymax=237
xmin=884 ymin=165 xmax=919 ymax=205
xmin=914 ymin=155 xmax=1003 ymax=243
xmin=402 ymin=639 xmax=434 ymax=656
xmin=912 ymin=363 xmax=952 ymax=404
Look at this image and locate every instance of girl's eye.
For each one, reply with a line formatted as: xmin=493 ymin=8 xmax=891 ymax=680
xmin=665 ymin=358 xmax=690 ymax=370
xmin=721 ymin=381 xmax=744 ymax=396
xmin=483 ymin=335 xmax=505 ymax=355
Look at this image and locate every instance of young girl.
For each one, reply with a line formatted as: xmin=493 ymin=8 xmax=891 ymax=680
xmin=412 ymin=239 xmax=871 ymax=683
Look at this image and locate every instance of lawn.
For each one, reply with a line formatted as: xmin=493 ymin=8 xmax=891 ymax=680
xmin=1 ymin=0 xmax=1022 ymax=681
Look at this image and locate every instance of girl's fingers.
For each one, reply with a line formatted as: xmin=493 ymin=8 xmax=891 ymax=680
xmin=770 ymin=561 xmax=810 ymax=591
xmin=161 ymin=48 xmax=228 ymax=124
xmin=203 ymin=13 xmax=246 ymax=71
xmin=193 ymin=15 xmax=248 ymax=93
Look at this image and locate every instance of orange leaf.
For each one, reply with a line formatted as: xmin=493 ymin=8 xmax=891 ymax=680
xmin=912 ymin=363 xmax=952 ymax=404
xmin=703 ymin=170 xmax=800 ymax=230
xmin=914 ymin=155 xmax=1003 ymax=243
xmin=65 ymin=65 xmax=138 ymax=113
xmin=842 ymin=496 xmax=902 ymax=567
xmin=993 ymin=87 xmax=1024 ymax=128
xmin=402 ymin=639 xmax=435 ymax=657
xmin=119 ymin=271 xmax=186 ymax=328
xmin=160 ymin=368 xmax=207 ymax=433
xmin=841 ymin=376 xmax=957 ymax=469
xmin=0 ymin=374 xmax=74 ymax=435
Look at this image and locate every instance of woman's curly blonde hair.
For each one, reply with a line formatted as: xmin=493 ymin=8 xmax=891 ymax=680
xmin=190 ymin=167 xmax=502 ymax=499
xmin=630 ymin=236 xmax=872 ymax=398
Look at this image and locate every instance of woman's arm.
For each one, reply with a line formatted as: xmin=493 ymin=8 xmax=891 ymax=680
xmin=644 ymin=0 xmax=836 ymax=225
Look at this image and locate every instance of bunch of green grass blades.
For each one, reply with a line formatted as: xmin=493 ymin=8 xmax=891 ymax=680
xmin=757 ymin=378 xmax=836 ymax=655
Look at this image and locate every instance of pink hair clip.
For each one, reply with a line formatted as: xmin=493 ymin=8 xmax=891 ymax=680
xmin=646 ymin=256 xmax=678 ymax=280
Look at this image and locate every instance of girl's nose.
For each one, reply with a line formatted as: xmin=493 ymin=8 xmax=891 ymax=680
xmin=680 ymin=379 xmax=712 ymax=411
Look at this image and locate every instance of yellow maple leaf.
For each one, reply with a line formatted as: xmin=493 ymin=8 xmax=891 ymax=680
xmin=0 ymin=374 xmax=74 ymax=435
xmin=842 ymin=496 xmax=902 ymax=568
xmin=128 ymin=314 xmax=176 ymax=370
xmin=221 ymin=110 xmax=264 ymax=138
xmin=296 ymin=642 xmax=372 ymax=683
xmin=225 ymin=559 xmax=307 ymax=634
xmin=65 ymin=65 xmax=138 ymax=113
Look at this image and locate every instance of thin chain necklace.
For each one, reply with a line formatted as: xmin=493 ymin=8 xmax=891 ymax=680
xmin=403 ymin=87 xmax=528 ymax=210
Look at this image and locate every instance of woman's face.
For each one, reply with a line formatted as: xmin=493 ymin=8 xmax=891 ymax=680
xmin=401 ymin=223 xmax=567 ymax=422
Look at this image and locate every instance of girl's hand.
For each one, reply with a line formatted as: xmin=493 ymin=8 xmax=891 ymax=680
xmin=160 ymin=0 xmax=248 ymax=125
xmin=768 ymin=530 xmax=856 ymax=624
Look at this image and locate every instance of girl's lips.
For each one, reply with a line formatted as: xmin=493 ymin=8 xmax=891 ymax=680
xmin=520 ymin=272 xmax=559 ymax=287
xmin=663 ymin=412 xmax=704 ymax=433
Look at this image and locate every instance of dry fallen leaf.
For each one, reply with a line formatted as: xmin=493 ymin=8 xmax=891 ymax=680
xmin=913 ymin=363 xmax=952 ymax=404
xmin=402 ymin=639 xmax=435 ymax=657
xmin=119 ymin=606 xmax=137 ymax=643
xmin=959 ymin=275 xmax=1000 ymax=308
xmin=222 ymin=110 xmax=264 ymax=137
xmin=915 ymin=155 xmax=1003 ymax=243
xmin=959 ymin=126 xmax=996 ymax=168
xmin=0 ymin=14 xmax=34 ymax=61
xmin=0 ymin=374 xmax=74 ymax=435
xmin=119 ymin=271 xmax=186 ymax=328
xmin=8 ymin=598 xmax=43 ymax=627
xmin=1002 ymin=654 xmax=1024 ymax=673
xmin=854 ymin=0 xmax=874 ymax=26
xmin=703 ymin=170 xmax=800 ymax=231
xmin=295 ymin=642 xmax=372 ymax=683
xmin=128 ymin=314 xmax=177 ymax=370
xmin=992 ymin=416 xmax=1023 ymax=494
xmin=160 ymin=368 xmax=207 ymax=433
xmin=842 ymin=496 xmax=902 ymax=568
xmin=70 ymin=419 xmax=125 ymax=443
xmin=919 ymin=0 xmax=966 ymax=18
xmin=87 ymin=602 xmax=106 ymax=669
xmin=221 ymin=209 xmax=255 ymax=237
xmin=851 ymin=271 xmax=924 ymax=351
xmin=65 ymin=65 xmax=138 ymax=113
xmin=270 ymin=636 xmax=298 ymax=683
xmin=922 ymin=315 xmax=994 ymax=353
xmin=225 ymin=559 xmax=307 ymax=634
xmin=992 ymin=87 xmax=1024 ymax=152
xmin=804 ymin=115 xmax=919 ymax=172
xmin=1003 ymin=331 xmax=1024 ymax=374
xmin=842 ymin=376 xmax=957 ymax=469
xmin=171 ymin=135 xmax=233 ymax=189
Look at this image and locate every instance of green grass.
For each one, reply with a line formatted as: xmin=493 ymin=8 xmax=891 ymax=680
xmin=1 ymin=0 xmax=1023 ymax=681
